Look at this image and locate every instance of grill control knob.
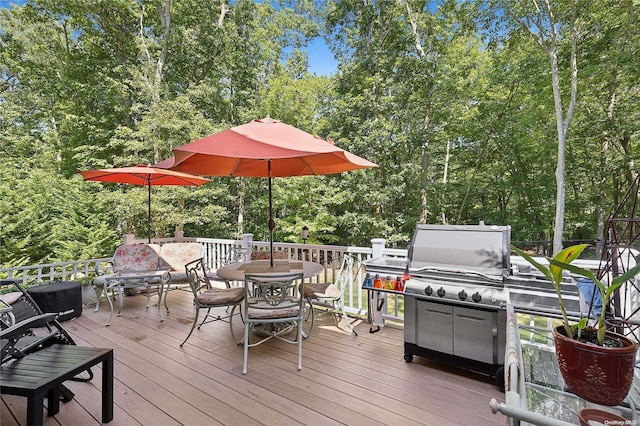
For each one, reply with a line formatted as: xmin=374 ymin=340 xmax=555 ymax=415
xmin=458 ymin=290 xmax=467 ymax=301
xmin=424 ymin=286 xmax=433 ymax=296
xmin=436 ymin=287 xmax=446 ymax=297
xmin=472 ymin=292 xmax=482 ymax=303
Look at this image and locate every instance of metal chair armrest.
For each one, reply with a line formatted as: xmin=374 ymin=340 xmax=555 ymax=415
xmin=1 ymin=313 xmax=58 ymax=340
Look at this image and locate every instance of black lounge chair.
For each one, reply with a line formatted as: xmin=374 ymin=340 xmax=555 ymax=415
xmin=0 ymin=279 xmax=93 ymax=401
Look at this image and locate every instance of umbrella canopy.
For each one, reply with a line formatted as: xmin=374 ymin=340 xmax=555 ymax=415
xmin=79 ymin=164 xmax=210 ymax=243
xmin=156 ymin=117 xmax=376 ymax=177
xmin=156 ymin=117 xmax=377 ymax=265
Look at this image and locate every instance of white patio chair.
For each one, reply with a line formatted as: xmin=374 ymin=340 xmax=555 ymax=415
xmin=208 ymin=246 xmax=253 ymax=287
xmin=301 ymin=254 xmax=358 ymax=337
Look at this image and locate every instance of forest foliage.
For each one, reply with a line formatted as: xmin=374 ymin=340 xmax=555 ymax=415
xmin=1 ymin=0 xmax=638 ymax=266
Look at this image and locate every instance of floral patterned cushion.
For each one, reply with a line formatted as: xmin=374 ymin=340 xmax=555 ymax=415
xmin=94 ymin=243 xmax=207 ymax=287
xmin=303 ymin=283 xmax=341 ymax=299
xmin=158 ymin=243 xmax=203 ymax=271
xmin=109 ymin=243 xmax=204 ymax=274
xmin=0 ymin=292 xmax=22 ymax=305
xmin=250 ymin=250 xmax=286 ymax=260
xmin=112 ymin=244 xmax=162 ymax=272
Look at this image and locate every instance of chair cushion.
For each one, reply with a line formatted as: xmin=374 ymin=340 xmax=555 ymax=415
xmin=167 ymin=271 xmax=188 ymax=283
xmin=0 ymin=292 xmax=22 ymax=305
xmin=112 ymin=244 xmax=162 ymax=272
xmin=304 ymin=283 xmax=341 ymax=299
xmin=250 ymin=250 xmax=286 ymax=260
xmin=158 ymin=243 xmax=203 ymax=273
xmin=197 ymin=288 xmax=244 ymax=305
xmin=92 ymin=276 xmax=108 ymax=287
xmin=93 ymin=273 xmax=164 ymax=287
xmin=248 ymin=305 xmax=300 ymax=319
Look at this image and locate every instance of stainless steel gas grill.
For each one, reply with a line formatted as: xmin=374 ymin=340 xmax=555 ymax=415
xmin=402 ymin=224 xmax=510 ymax=381
xmin=363 ymin=224 xmax=512 ymax=386
xmin=363 ymin=224 xmax=598 ymax=391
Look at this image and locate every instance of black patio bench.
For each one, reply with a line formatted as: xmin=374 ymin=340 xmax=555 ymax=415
xmin=1 ymin=344 xmax=114 ymax=425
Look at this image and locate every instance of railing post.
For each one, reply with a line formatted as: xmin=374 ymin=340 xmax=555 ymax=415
xmin=369 ymin=238 xmax=387 ymax=330
xmin=371 ymin=238 xmax=386 ymax=258
xmin=123 ymin=234 xmax=135 ymax=245
xmin=241 ymin=234 xmax=253 ymax=262
xmin=174 ymin=227 xmax=184 ymax=242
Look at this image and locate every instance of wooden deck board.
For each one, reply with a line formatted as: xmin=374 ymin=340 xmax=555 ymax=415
xmin=2 ymin=289 xmax=506 ymax=425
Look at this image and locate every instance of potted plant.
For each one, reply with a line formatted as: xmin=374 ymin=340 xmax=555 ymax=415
xmin=512 ymin=243 xmax=640 ymax=406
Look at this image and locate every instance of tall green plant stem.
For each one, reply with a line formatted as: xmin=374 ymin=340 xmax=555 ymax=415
xmin=549 ymin=257 xmax=640 ymax=345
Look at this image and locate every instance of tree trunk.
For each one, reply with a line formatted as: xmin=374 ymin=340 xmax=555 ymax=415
xmin=139 ymin=0 xmax=171 ymax=163
xmin=420 ymin=140 xmax=429 ymax=225
xmin=596 ymin=69 xmax=618 ymax=257
xmin=154 ymin=0 xmax=171 ymax=104
xmin=503 ymin=0 xmax=579 ymax=254
xmin=440 ymin=139 xmax=450 ymax=224
xmin=406 ymin=3 xmax=433 ymax=225
xmin=550 ymin=51 xmax=566 ymax=255
xmin=218 ymin=3 xmax=229 ymax=28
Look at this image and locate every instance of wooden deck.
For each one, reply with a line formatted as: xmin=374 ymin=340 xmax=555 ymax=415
xmin=2 ymin=289 xmax=506 ymax=425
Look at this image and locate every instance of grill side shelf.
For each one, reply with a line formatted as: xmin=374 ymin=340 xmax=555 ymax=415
xmin=362 ymin=287 xmax=405 ymax=334
xmin=362 ymin=287 xmax=405 ymax=295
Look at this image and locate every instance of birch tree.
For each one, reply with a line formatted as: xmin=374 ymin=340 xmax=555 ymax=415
xmin=501 ymin=0 xmax=580 ymax=254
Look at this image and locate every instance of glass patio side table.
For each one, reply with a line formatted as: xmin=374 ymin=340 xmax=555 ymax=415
xmin=100 ymin=270 xmax=171 ymax=326
xmin=490 ymin=304 xmax=640 ymax=425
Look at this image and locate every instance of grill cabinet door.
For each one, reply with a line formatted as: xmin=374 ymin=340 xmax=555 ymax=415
xmin=453 ymin=306 xmax=496 ymax=364
xmin=416 ymin=300 xmax=453 ymax=355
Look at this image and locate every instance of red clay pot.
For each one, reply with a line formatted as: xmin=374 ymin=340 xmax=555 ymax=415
xmin=578 ymin=408 xmax=627 ymax=426
xmin=554 ymin=325 xmax=637 ymax=406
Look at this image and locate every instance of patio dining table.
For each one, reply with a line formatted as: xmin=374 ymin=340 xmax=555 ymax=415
xmin=216 ymin=260 xmax=324 ymax=338
xmin=215 ymin=260 xmax=324 ymax=282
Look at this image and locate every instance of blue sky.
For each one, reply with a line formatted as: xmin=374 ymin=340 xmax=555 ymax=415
xmin=0 ymin=0 xmax=22 ymax=7
xmin=306 ymin=37 xmax=338 ymax=76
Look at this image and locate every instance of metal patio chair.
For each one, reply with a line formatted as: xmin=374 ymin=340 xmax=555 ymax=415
xmin=242 ymin=272 xmax=305 ymax=374
xmin=208 ymin=246 xmax=253 ymax=285
xmin=0 ymin=279 xmax=93 ymax=401
xmin=0 ymin=280 xmax=78 ymax=362
xmin=301 ymin=254 xmax=358 ymax=337
xmin=180 ymin=258 xmax=245 ymax=347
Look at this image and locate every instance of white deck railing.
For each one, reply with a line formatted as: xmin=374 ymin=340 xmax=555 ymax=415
xmin=0 ymin=258 xmax=111 ymax=285
xmin=1 ymin=233 xmax=611 ymax=330
xmin=0 ymin=236 xmax=409 ymax=326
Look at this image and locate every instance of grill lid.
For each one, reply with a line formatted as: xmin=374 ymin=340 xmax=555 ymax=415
xmin=408 ymin=224 xmax=511 ymax=279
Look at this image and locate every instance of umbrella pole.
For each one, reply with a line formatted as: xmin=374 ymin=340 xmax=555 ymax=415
xmin=148 ymin=182 xmax=152 ymax=243
xmin=268 ymin=161 xmax=275 ymax=267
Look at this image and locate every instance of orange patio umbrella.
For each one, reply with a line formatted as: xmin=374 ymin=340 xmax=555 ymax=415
xmin=156 ymin=117 xmax=377 ymax=265
xmin=79 ymin=164 xmax=210 ymax=243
